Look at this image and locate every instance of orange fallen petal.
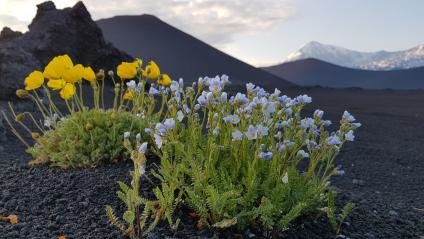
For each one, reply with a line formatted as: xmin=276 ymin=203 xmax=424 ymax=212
xmin=58 ymin=236 xmax=66 ymax=239
xmin=189 ymin=211 xmax=198 ymax=218
xmin=8 ymin=215 xmax=18 ymax=225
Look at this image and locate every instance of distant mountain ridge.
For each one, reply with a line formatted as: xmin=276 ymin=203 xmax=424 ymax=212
xmin=283 ymin=41 xmax=424 ymax=71
xmin=263 ymin=58 xmax=424 ymax=89
xmin=97 ymin=15 xmax=292 ymax=88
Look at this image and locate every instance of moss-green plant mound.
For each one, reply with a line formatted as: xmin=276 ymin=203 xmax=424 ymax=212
xmin=27 ymin=109 xmax=146 ymax=168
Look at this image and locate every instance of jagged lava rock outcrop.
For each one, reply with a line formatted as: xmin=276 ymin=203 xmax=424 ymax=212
xmin=0 ymin=1 xmax=131 ymax=100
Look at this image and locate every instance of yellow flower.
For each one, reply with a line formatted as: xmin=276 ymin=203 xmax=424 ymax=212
xmin=60 ymin=83 xmax=76 ymax=100
xmin=43 ymin=55 xmax=73 ymax=80
xmin=158 ymin=74 xmax=171 ymax=86
xmin=143 ymin=61 xmax=160 ymax=79
xmin=83 ymin=66 xmax=96 ymax=83
xmin=24 ymin=71 xmax=45 ymax=90
xmin=63 ymin=64 xmax=84 ymax=84
xmin=123 ymin=90 xmax=134 ymax=100
xmin=117 ymin=62 xmax=138 ymax=80
xmin=47 ymin=79 xmax=66 ymax=90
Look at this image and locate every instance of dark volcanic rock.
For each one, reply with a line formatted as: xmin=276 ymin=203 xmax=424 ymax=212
xmin=0 ymin=27 xmax=23 ymax=43
xmin=20 ymin=1 xmax=132 ymax=70
xmin=0 ymin=1 xmax=131 ymax=100
xmin=0 ymin=44 xmax=40 ymax=99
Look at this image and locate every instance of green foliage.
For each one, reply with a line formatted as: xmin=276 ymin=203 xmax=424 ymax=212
xmin=324 ymin=191 xmax=355 ymax=234
xmin=145 ymin=77 xmax=360 ymax=234
xmin=26 ymin=109 xmax=146 ymax=168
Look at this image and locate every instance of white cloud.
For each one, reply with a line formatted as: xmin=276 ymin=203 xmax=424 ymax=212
xmin=0 ymin=0 xmax=295 ymax=65
xmin=0 ymin=0 xmax=295 ymax=43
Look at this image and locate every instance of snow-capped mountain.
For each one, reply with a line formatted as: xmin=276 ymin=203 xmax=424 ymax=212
xmin=284 ymin=41 xmax=424 ymax=70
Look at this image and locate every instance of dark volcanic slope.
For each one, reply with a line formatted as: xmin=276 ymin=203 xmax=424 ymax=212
xmin=97 ymin=15 xmax=292 ymax=88
xmin=263 ymin=58 xmax=424 ymax=89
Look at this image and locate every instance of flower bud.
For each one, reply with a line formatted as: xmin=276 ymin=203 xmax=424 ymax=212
xmin=15 ymin=113 xmax=25 ymax=122
xmin=16 ymin=89 xmax=29 ymax=98
xmin=96 ymin=69 xmax=105 ymax=81
xmin=111 ymin=112 xmax=118 ymax=122
xmin=31 ymin=132 xmax=40 ymax=139
xmin=85 ymin=122 xmax=94 ymax=131
xmin=108 ymin=70 xmax=114 ymax=77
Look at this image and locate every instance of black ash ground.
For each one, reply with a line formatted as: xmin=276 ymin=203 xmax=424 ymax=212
xmin=1 ymin=88 xmax=424 ymax=239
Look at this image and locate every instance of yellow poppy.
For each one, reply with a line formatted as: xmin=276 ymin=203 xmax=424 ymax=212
xmin=143 ymin=61 xmax=160 ymax=79
xmin=60 ymin=83 xmax=76 ymax=100
xmin=117 ymin=62 xmax=138 ymax=79
xmin=158 ymin=74 xmax=171 ymax=86
xmin=43 ymin=55 xmax=73 ymax=80
xmin=83 ymin=66 xmax=96 ymax=83
xmin=123 ymin=90 xmax=134 ymax=100
xmin=63 ymin=64 xmax=84 ymax=84
xmin=47 ymin=79 xmax=66 ymax=90
xmin=24 ymin=71 xmax=45 ymax=90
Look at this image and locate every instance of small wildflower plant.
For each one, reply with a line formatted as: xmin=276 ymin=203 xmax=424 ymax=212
xmin=147 ymin=76 xmax=360 ymax=233
xmin=2 ymin=55 xmax=172 ymax=168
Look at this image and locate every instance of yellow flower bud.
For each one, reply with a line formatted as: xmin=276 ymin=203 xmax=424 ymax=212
xmin=16 ymin=89 xmax=29 ymax=98
xmin=85 ymin=122 xmax=94 ymax=131
xmin=31 ymin=132 xmax=41 ymax=140
xmin=96 ymin=69 xmax=105 ymax=81
xmin=111 ymin=112 xmax=118 ymax=122
xmin=15 ymin=113 xmax=25 ymax=122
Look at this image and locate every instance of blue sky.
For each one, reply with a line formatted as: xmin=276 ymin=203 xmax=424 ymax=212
xmin=1 ymin=0 xmax=423 ymax=66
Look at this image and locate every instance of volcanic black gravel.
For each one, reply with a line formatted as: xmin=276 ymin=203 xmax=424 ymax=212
xmin=1 ymin=88 xmax=424 ymax=238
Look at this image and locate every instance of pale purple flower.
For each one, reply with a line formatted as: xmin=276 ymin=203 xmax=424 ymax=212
xmin=163 ymin=118 xmax=175 ymax=129
xmin=220 ymin=92 xmax=228 ymax=102
xmin=300 ymin=118 xmax=315 ymax=129
xmin=136 ymin=133 xmax=142 ymax=142
xmin=144 ymin=128 xmax=152 ymax=135
xmin=262 ymin=101 xmax=277 ymax=115
xmin=232 ymin=130 xmax=243 ymax=141
xmin=149 ymin=87 xmax=159 ymax=95
xmin=296 ymin=94 xmax=312 ymax=104
xmin=256 ymin=124 xmax=269 ymax=138
xmin=123 ymin=132 xmax=130 ymax=140
xmin=345 ymin=130 xmax=355 ymax=141
xmin=208 ymin=79 xmax=223 ymax=93
xmin=259 ymin=151 xmax=273 ymax=159
xmin=139 ymin=165 xmax=146 ymax=175
xmin=246 ymin=83 xmax=255 ymax=91
xmin=138 ymin=142 xmax=148 ymax=154
xmin=297 ymin=150 xmax=309 ymax=158
xmin=177 ymin=110 xmax=184 ymax=122
xmin=197 ymin=95 xmax=207 ymax=105
xmin=314 ymin=109 xmax=324 ymax=119
xmin=183 ymin=104 xmax=192 ymax=114
xmin=155 ymin=123 xmax=167 ymax=136
xmin=343 ymin=111 xmax=356 ymax=122
xmin=223 ymin=114 xmax=240 ymax=124
xmin=327 ymin=135 xmax=342 ymax=145
xmin=137 ymin=82 xmax=143 ymax=93
xmin=323 ymin=120 xmax=332 ymax=126
xmin=154 ymin=134 xmax=163 ymax=149
xmin=245 ymin=125 xmax=258 ymax=140
xmin=234 ymin=93 xmax=248 ymax=105
xmin=126 ymin=80 xmax=136 ymax=90
xmin=170 ymin=81 xmax=179 ymax=91
xmin=277 ymin=143 xmax=286 ymax=152
xmin=194 ymin=104 xmax=201 ymax=110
